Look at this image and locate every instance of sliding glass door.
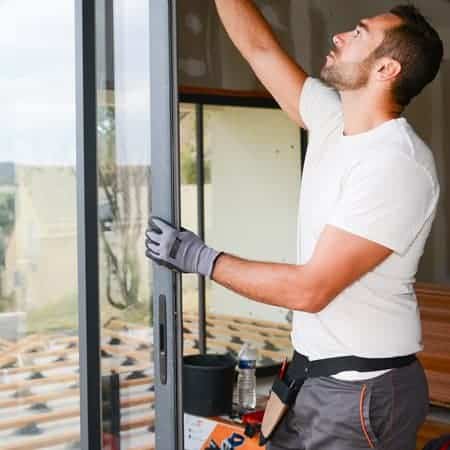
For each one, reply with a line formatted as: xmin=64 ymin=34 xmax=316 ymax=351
xmin=77 ymin=1 xmax=181 ymax=449
xmin=1 ymin=1 xmax=181 ymax=447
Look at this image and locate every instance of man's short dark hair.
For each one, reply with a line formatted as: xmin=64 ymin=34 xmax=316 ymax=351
xmin=373 ymin=4 xmax=443 ymax=106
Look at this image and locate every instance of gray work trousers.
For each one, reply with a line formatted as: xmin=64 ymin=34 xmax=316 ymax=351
xmin=267 ymin=359 xmax=428 ymax=450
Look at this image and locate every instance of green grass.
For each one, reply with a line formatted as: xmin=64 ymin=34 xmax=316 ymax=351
xmin=26 ymin=293 xmax=79 ymax=334
xmin=6 ymin=284 xmax=202 ymax=336
xmin=0 ymin=293 xmax=16 ymax=313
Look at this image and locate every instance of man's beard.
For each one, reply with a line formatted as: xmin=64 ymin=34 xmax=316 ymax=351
xmin=320 ymin=52 xmax=375 ymax=91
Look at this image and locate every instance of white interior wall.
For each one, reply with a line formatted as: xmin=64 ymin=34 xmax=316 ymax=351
xmin=204 ymin=106 xmax=301 ymax=323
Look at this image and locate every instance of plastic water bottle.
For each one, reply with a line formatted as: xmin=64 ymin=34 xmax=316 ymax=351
xmin=237 ymin=343 xmax=257 ymax=410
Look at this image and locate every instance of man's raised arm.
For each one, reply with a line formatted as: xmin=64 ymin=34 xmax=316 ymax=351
xmin=215 ymin=0 xmax=309 ymax=129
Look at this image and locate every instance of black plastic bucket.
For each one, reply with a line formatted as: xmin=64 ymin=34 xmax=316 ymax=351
xmin=183 ymin=353 xmax=236 ymax=417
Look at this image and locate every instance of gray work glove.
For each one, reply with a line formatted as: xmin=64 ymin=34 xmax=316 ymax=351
xmin=145 ymin=216 xmax=222 ymax=278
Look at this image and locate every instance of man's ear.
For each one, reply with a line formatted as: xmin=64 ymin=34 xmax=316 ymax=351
xmin=375 ymin=57 xmax=402 ymax=82
xmin=375 ymin=57 xmax=402 ymax=81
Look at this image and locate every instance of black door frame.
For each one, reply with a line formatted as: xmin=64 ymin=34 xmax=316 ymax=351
xmin=150 ymin=1 xmax=184 ymax=449
xmin=75 ymin=1 xmax=182 ymax=448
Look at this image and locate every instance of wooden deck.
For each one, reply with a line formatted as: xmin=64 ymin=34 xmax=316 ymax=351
xmin=0 ymin=306 xmax=449 ymax=449
xmin=0 ymin=314 xmax=291 ymax=449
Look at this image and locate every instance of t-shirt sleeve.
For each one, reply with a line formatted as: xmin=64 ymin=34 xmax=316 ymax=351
xmin=327 ymin=155 xmax=440 ymax=255
xmin=299 ymin=77 xmax=342 ymax=132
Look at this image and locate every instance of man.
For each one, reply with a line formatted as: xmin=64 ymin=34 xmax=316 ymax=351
xmin=146 ymin=2 xmax=443 ymax=449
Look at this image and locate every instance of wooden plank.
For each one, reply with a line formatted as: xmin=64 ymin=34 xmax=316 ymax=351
xmin=184 ymin=312 xmax=291 ymax=332
xmin=416 ymin=419 xmax=450 ymax=450
xmin=185 ymin=316 xmax=290 ymax=339
xmin=2 ymin=431 xmax=80 ymax=450
xmin=121 ymin=413 xmax=155 ymax=431
xmin=0 ymin=387 xmax=80 ymax=409
xmin=120 ymin=393 xmax=155 ymax=409
xmin=0 ymin=414 xmax=156 ymax=450
xmin=0 ymin=355 xmax=17 ymax=369
xmin=0 ymin=406 xmax=81 ymax=431
xmin=419 ymin=354 xmax=450 ymax=374
xmin=184 ymin=321 xmax=291 ymax=347
xmin=0 ymin=372 xmax=77 ymax=393
xmin=102 ymin=328 xmax=151 ymax=347
xmin=101 ymin=344 xmax=151 ymax=362
xmin=4 ymin=359 xmax=79 ymax=375
xmin=0 ymin=363 xmax=151 ymax=393
xmin=0 ymin=387 xmax=155 ymax=410
xmin=120 ymin=376 xmax=153 ymax=389
xmin=425 ymin=371 xmax=450 ymax=407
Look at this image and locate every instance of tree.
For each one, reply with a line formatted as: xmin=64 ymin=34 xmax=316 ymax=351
xmin=0 ymin=192 xmax=15 ymax=310
xmin=97 ymin=105 xmax=148 ymax=311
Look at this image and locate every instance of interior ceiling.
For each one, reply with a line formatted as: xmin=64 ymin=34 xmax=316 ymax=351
xmin=178 ymin=0 xmax=449 ymax=90
xmin=308 ymin=0 xmax=450 ymax=29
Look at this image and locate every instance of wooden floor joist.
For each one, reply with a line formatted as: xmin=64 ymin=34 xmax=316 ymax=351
xmin=183 ymin=321 xmax=290 ymax=347
xmin=0 ymin=405 xmax=81 ymax=432
xmin=1 ymin=309 xmax=448 ymax=449
xmin=2 ymin=430 xmax=81 ymax=450
xmin=415 ymin=288 xmax=450 ymax=447
xmin=121 ymin=413 xmax=155 ymax=432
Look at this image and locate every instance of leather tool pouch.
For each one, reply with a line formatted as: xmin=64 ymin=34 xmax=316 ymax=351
xmin=259 ymin=375 xmax=303 ymax=446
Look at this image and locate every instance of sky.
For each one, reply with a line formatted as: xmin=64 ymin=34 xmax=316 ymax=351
xmin=0 ymin=0 xmax=151 ymax=166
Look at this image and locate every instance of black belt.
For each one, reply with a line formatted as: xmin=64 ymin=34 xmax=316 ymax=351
xmin=260 ymin=352 xmax=417 ymax=445
xmin=287 ymin=351 xmax=417 ymax=380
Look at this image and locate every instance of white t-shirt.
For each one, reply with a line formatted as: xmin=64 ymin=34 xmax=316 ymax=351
xmin=292 ymin=77 xmax=440 ymax=380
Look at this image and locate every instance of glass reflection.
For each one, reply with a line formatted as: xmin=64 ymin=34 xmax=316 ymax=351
xmin=0 ymin=1 xmax=81 ymax=448
xmin=180 ymin=103 xmax=201 ymax=357
xmin=202 ymin=105 xmax=300 ymax=367
xmin=96 ymin=1 xmax=154 ymax=448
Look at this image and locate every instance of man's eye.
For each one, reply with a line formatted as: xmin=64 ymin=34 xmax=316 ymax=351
xmin=353 ymin=28 xmax=361 ymax=37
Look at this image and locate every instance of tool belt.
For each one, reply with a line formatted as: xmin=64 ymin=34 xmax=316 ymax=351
xmin=259 ymin=351 xmax=417 ymax=445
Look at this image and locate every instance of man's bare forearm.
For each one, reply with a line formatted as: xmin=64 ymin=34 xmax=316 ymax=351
xmin=214 ymin=0 xmax=280 ymax=59
xmin=211 ymin=253 xmax=322 ymax=313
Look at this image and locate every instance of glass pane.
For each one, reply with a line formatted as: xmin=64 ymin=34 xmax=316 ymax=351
xmin=0 ymin=2 xmax=81 ymax=449
xmin=96 ymin=1 xmax=154 ymax=448
xmin=179 ymin=103 xmax=201 ymax=357
xmin=203 ymin=105 xmax=301 ymax=367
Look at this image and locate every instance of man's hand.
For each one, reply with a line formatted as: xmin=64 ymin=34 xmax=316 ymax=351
xmin=145 ymin=217 xmax=222 ymax=278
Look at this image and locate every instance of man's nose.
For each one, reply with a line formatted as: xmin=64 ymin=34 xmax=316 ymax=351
xmin=332 ymin=33 xmax=345 ymax=48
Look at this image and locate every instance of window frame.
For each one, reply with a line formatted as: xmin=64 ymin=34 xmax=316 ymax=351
xmin=76 ymin=1 xmax=183 ymax=448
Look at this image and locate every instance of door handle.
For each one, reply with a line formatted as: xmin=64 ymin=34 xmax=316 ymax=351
xmin=159 ymin=294 xmax=167 ymax=385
